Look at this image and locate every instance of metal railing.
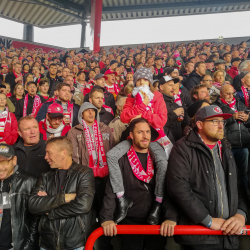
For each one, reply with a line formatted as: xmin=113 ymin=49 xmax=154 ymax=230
xmin=85 ymin=225 xmax=250 ymax=250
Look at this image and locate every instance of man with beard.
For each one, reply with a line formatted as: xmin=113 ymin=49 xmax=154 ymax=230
xmin=100 ymin=118 xmax=175 ymax=250
xmin=166 ymin=105 xmax=248 ymax=250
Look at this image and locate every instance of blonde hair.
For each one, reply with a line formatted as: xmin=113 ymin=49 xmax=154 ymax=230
xmin=212 ymin=70 xmax=225 ymax=82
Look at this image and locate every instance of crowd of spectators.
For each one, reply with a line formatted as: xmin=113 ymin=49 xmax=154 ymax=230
xmin=0 ymin=40 xmax=250 ymax=250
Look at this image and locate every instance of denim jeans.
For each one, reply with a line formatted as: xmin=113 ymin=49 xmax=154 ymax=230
xmin=232 ymin=148 xmax=249 ymax=191
xmin=40 ymin=248 xmax=84 ymax=250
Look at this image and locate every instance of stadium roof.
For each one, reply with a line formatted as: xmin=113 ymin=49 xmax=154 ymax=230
xmin=1 ymin=0 xmax=250 ymax=28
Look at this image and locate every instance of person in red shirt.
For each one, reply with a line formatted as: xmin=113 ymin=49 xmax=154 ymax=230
xmin=104 ymin=69 xmax=121 ymax=99
xmin=227 ymin=57 xmax=241 ymax=79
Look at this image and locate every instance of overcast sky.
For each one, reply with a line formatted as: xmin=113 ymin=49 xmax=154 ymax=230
xmin=0 ymin=10 xmax=250 ymax=49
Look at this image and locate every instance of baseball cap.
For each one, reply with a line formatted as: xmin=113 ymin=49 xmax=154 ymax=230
xmin=94 ymin=73 xmax=108 ymax=81
xmin=231 ymin=57 xmax=242 ymax=63
xmin=159 ymin=76 xmax=179 ymax=86
xmin=0 ymin=144 xmax=15 ymax=161
xmin=205 ymin=59 xmax=214 ymax=63
xmin=195 ymin=105 xmax=232 ymax=123
xmin=104 ymin=69 xmax=117 ymax=76
xmin=47 ymin=103 xmax=64 ymax=118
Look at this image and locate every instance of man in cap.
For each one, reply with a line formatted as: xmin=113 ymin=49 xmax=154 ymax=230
xmin=0 ymin=143 xmax=39 ymax=249
xmin=38 ymin=103 xmax=71 ymax=140
xmin=166 ymin=105 xmax=248 ymax=250
xmin=154 ymin=57 xmax=164 ymax=79
xmin=84 ymin=73 xmax=116 ymax=114
xmin=227 ymin=57 xmax=241 ymax=80
xmin=110 ymin=60 xmax=118 ymax=70
xmin=15 ymin=81 xmax=46 ymax=121
xmin=223 ymin=53 xmax=232 ymax=70
xmin=214 ymin=59 xmax=233 ymax=84
xmin=104 ymin=69 xmax=121 ymax=98
xmin=205 ymin=58 xmax=214 ymax=76
xmin=159 ymin=76 xmax=188 ymax=142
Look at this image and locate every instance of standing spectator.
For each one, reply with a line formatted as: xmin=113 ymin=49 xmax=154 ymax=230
xmin=213 ymin=84 xmax=250 ymax=191
xmin=89 ymin=88 xmax=114 ymax=125
xmin=223 ymin=52 xmax=232 ymax=69
xmin=233 ymin=60 xmax=250 ymax=91
xmin=166 ymin=105 xmax=248 ymax=250
xmin=9 ymin=83 xmax=25 ymax=107
xmin=124 ymin=59 xmax=134 ymax=76
xmin=184 ymin=61 xmax=206 ymax=90
xmin=190 ymin=84 xmax=210 ymax=103
xmin=46 ymin=63 xmax=62 ymax=97
xmin=201 ymin=74 xmax=219 ymax=103
xmin=205 ymin=58 xmax=214 ymax=76
xmin=154 ymin=57 xmax=164 ymax=79
xmin=0 ymin=144 xmax=39 ymax=249
xmin=16 ymin=116 xmax=50 ymax=177
xmin=38 ymin=103 xmax=71 ymax=140
xmin=28 ymin=137 xmax=95 ymax=250
xmin=33 ymin=66 xmax=43 ymax=85
xmin=37 ymin=78 xmax=49 ymax=100
xmin=5 ymin=62 xmax=23 ymax=92
xmin=235 ymin=72 xmax=250 ymax=108
xmin=214 ymin=59 xmax=233 ymax=84
xmin=104 ymin=69 xmax=121 ymax=98
xmin=23 ymin=73 xmax=34 ymax=92
xmin=15 ymin=81 xmax=46 ymax=120
xmin=227 ymin=57 xmax=241 ymax=80
xmin=36 ymin=82 xmax=80 ymax=127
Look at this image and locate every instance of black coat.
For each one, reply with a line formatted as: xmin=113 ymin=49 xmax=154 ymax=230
xmin=7 ymin=167 xmax=39 ymax=250
xmin=46 ymin=73 xmax=63 ymax=97
xmin=184 ymin=71 xmax=202 ymax=91
xmin=213 ymin=97 xmax=250 ymax=148
xmin=5 ymin=72 xmax=17 ymax=92
xmin=9 ymin=96 xmax=20 ymax=107
xmin=99 ymin=107 xmax=114 ymax=125
xmin=100 ymin=154 xmax=156 ymax=224
xmin=165 ymin=129 xmax=248 ymax=247
xmin=162 ymin=93 xmax=188 ymax=142
xmin=84 ymin=85 xmax=116 ymax=114
xmin=15 ymin=94 xmax=46 ymax=121
xmin=180 ymin=86 xmax=192 ymax=108
xmin=233 ymin=74 xmax=241 ymax=92
xmin=28 ymin=162 xmax=95 ymax=250
xmin=15 ymin=137 xmax=50 ymax=178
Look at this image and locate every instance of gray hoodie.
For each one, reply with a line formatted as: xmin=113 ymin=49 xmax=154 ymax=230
xmin=78 ymin=102 xmax=100 ymax=125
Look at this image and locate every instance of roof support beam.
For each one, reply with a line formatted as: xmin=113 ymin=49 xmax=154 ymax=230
xmin=44 ymin=0 xmax=85 ymax=14
xmin=23 ymin=24 xmax=34 ymax=42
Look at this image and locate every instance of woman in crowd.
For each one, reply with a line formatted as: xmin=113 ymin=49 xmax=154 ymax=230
xmin=23 ymin=73 xmax=34 ymax=92
xmin=22 ymin=63 xmax=30 ymax=75
xmin=9 ymin=83 xmax=25 ymax=107
xmin=37 ymin=78 xmax=49 ymax=100
xmin=212 ymin=70 xmax=230 ymax=93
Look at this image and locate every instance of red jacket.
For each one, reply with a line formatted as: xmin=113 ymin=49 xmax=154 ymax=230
xmin=0 ymin=112 xmax=18 ymax=145
xmin=120 ymin=91 xmax=167 ymax=131
xmin=227 ymin=66 xmax=239 ymax=79
xmin=39 ymin=119 xmax=71 ymax=140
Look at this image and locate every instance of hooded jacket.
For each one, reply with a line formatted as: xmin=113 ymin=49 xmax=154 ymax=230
xmin=184 ymin=71 xmax=202 ymax=91
xmin=5 ymin=72 xmax=17 ymax=92
xmin=67 ymin=103 xmax=115 ymax=176
xmin=227 ymin=66 xmax=239 ymax=80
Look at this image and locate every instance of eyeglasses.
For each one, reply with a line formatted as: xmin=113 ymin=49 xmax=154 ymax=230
xmin=48 ymin=116 xmax=63 ymax=121
xmin=203 ymin=120 xmax=226 ymax=126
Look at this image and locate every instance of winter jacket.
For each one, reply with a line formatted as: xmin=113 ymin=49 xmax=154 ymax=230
xmin=28 ymin=162 xmax=95 ymax=250
xmin=162 ymin=93 xmax=188 ymax=142
xmin=5 ymin=167 xmax=39 ymax=250
xmin=165 ymin=129 xmax=248 ymax=248
xmin=38 ymin=119 xmax=71 ymax=141
xmin=15 ymin=137 xmax=50 ymax=178
xmin=120 ymin=91 xmax=167 ymax=131
xmin=36 ymin=99 xmax=80 ymax=127
xmin=0 ymin=111 xmax=18 ymax=145
xmin=46 ymin=72 xmax=63 ymax=97
xmin=99 ymin=154 xmax=156 ymax=224
xmin=225 ymin=72 xmax=233 ymax=85
xmin=15 ymin=94 xmax=46 ymax=120
xmin=9 ymin=97 xmax=20 ymax=107
xmin=67 ymin=103 xmax=115 ymax=171
xmin=184 ymin=71 xmax=202 ymax=91
xmin=227 ymin=66 xmax=239 ymax=80
xmin=180 ymin=85 xmax=192 ymax=108
xmin=84 ymin=85 xmax=116 ymax=114
xmin=99 ymin=107 xmax=114 ymax=125
xmin=213 ymin=97 xmax=250 ymax=148
xmin=233 ymin=74 xmax=241 ymax=92
xmin=5 ymin=72 xmax=17 ymax=92
xmin=235 ymin=89 xmax=250 ymax=107
xmin=6 ymin=98 xmax=15 ymax=113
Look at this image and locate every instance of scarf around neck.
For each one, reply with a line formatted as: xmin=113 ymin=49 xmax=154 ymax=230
xmin=220 ymin=98 xmax=238 ymax=113
xmin=23 ymin=94 xmax=41 ymax=117
xmin=45 ymin=118 xmax=65 ymax=137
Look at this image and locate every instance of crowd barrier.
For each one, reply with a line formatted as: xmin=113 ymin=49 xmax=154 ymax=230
xmin=85 ymin=225 xmax=250 ymax=250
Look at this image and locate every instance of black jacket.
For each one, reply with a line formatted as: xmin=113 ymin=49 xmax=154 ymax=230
xmin=7 ymin=167 xmax=39 ymax=250
xmin=100 ymin=154 xmax=156 ymax=224
xmin=84 ymin=85 xmax=116 ymax=114
xmin=162 ymin=93 xmax=188 ymax=142
xmin=5 ymin=72 xmax=17 ymax=92
xmin=184 ymin=71 xmax=202 ymax=91
xmin=165 ymin=129 xmax=248 ymax=248
xmin=213 ymin=97 xmax=250 ymax=148
xmin=180 ymin=86 xmax=192 ymax=108
xmin=15 ymin=137 xmax=50 ymax=178
xmin=36 ymin=99 xmax=80 ymax=127
xmin=15 ymin=94 xmax=46 ymax=120
xmin=28 ymin=162 xmax=95 ymax=250
xmin=9 ymin=96 xmax=20 ymax=108
xmin=46 ymin=72 xmax=63 ymax=97
xmin=233 ymin=74 xmax=241 ymax=92
xmin=99 ymin=107 xmax=114 ymax=125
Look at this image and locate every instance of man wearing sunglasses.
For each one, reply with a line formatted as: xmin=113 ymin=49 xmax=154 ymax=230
xmin=39 ymin=103 xmax=71 ymax=141
xmin=165 ymin=105 xmax=248 ymax=250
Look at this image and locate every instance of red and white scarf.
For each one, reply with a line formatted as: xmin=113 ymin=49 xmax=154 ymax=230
xmin=241 ymin=86 xmax=250 ymax=108
xmin=174 ymin=90 xmax=182 ymax=106
xmin=13 ymin=70 xmax=23 ymax=84
xmin=82 ymin=119 xmax=108 ymax=178
xmin=155 ymin=68 xmax=163 ymax=75
xmin=105 ymin=83 xmax=120 ymax=95
xmin=124 ymin=67 xmax=134 ymax=76
xmin=34 ymin=74 xmax=41 ymax=83
xmin=220 ymin=98 xmax=238 ymax=113
xmin=0 ymin=107 xmax=9 ymax=140
xmin=23 ymin=94 xmax=41 ymax=117
xmin=127 ymin=145 xmax=154 ymax=183
xmin=213 ymin=82 xmax=222 ymax=90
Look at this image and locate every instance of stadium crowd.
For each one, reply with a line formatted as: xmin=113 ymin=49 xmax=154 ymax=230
xmin=0 ymin=40 xmax=250 ymax=250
